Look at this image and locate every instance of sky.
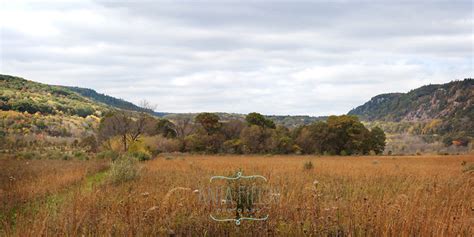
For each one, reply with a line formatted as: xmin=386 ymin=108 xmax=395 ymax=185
xmin=0 ymin=0 xmax=472 ymax=116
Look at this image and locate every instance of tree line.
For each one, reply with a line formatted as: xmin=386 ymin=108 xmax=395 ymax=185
xmin=98 ymin=110 xmax=386 ymax=156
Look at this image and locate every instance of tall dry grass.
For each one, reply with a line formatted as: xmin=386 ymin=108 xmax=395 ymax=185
xmin=3 ymin=155 xmax=473 ymax=236
xmin=0 ymin=159 xmax=108 ymax=233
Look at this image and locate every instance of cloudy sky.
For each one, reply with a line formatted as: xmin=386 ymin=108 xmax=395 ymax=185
xmin=1 ymin=0 xmax=472 ymax=116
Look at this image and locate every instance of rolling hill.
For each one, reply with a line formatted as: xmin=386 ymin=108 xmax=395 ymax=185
xmin=0 ymin=74 xmax=164 ymax=117
xmin=1 ymin=74 xmax=472 ymax=154
xmin=348 ymin=79 xmax=473 ymax=122
xmin=0 ymin=74 xmax=107 ymax=117
xmin=0 ymin=74 xmax=323 ymax=127
xmin=65 ymin=86 xmax=158 ymax=115
xmin=349 ymin=78 xmax=474 ymax=144
xmin=2 ymin=74 xmax=472 ymax=141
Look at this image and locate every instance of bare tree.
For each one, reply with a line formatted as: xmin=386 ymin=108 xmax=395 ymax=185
xmin=99 ymin=111 xmax=133 ymax=152
xmin=166 ymin=115 xmax=195 ymax=151
xmin=221 ymin=119 xmax=245 ymax=139
xmin=139 ymin=100 xmax=157 ymax=113
xmin=99 ymin=100 xmax=157 ymax=152
xmin=130 ymin=100 xmax=157 ymax=140
xmin=173 ymin=116 xmax=194 ymax=139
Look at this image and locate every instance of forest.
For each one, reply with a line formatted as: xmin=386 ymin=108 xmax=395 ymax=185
xmin=97 ymin=110 xmax=386 ymax=158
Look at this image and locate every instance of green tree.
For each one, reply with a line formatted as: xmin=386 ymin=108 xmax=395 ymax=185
xmin=245 ymin=112 xmax=276 ymax=129
xmin=369 ymin=126 xmax=386 ymax=154
xmin=195 ymin=112 xmax=221 ymax=135
xmin=326 ymin=115 xmax=370 ymax=155
xmin=184 ymin=134 xmax=206 ymax=152
xmin=270 ymin=125 xmax=294 ymax=154
xmin=223 ymin=139 xmax=243 ymax=154
xmin=155 ymin=119 xmax=177 ymax=138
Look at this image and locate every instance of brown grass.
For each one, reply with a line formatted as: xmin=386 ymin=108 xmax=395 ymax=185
xmin=0 ymin=159 xmax=109 ymax=232
xmin=2 ymin=155 xmax=473 ymax=236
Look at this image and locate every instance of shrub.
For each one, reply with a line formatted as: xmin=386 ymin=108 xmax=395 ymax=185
xmin=18 ymin=151 xmax=39 ymax=160
xmin=35 ymin=120 xmax=47 ymax=129
xmin=62 ymin=153 xmax=72 ymax=160
xmin=156 ymin=137 xmax=181 ymax=153
xmin=38 ymin=150 xmax=67 ymax=160
xmin=74 ymin=106 xmax=94 ymax=118
xmin=128 ymin=140 xmax=152 ymax=159
xmin=108 ymin=155 xmax=140 ymax=185
xmin=142 ymin=136 xmax=160 ymax=155
xmin=73 ymin=151 xmax=89 ymax=160
xmin=79 ymin=135 xmax=98 ymax=152
xmin=128 ymin=151 xmax=151 ymax=161
xmin=303 ymin=161 xmax=314 ymax=170
xmin=184 ymin=134 xmax=206 ymax=152
xmin=96 ymin=150 xmax=119 ymax=161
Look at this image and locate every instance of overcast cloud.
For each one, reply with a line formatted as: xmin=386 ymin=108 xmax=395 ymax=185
xmin=1 ymin=0 xmax=472 ymax=115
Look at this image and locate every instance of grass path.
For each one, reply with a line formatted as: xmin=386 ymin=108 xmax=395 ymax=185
xmin=43 ymin=168 xmax=110 ymax=213
xmin=1 ymin=167 xmax=110 ymax=234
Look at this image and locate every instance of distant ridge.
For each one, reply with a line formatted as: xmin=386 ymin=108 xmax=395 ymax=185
xmin=0 ymin=74 xmax=166 ymax=116
xmin=65 ymin=86 xmax=167 ymax=116
xmin=348 ymin=78 xmax=474 ymax=139
xmin=348 ymin=79 xmax=473 ymax=121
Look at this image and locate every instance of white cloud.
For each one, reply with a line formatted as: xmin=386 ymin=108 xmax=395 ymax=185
xmin=0 ymin=0 xmax=472 ymax=116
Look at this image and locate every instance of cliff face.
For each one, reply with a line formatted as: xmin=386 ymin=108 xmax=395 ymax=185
xmin=348 ymin=79 xmax=474 ymax=139
xmin=349 ymin=79 xmax=473 ymax=122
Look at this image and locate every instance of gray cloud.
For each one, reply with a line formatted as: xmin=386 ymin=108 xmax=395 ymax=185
xmin=1 ymin=0 xmax=472 ymax=116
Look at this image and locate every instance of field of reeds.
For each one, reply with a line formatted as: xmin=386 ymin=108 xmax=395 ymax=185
xmin=1 ymin=154 xmax=473 ymax=236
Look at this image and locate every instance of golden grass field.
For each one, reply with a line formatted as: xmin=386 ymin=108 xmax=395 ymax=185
xmin=1 ymin=154 xmax=473 ymax=236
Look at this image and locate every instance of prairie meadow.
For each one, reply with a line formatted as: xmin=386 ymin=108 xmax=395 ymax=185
xmin=1 ymin=154 xmax=472 ymax=236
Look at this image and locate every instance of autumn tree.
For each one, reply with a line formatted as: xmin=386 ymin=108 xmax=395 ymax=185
xmin=240 ymin=125 xmax=267 ymax=153
xmin=99 ymin=112 xmax=132 ymax=151
xmin=169 ymin=115 xmax=195 ymax=151
xmin=295 ymin=121 xmax=329 ymax=154
xmin=99 ymin=101 xmax=157 ymax=152
xmin=294 ymin=126 xmax=314 ymax=154
xmin=221 ymin=119 xmax=245 ymax=140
